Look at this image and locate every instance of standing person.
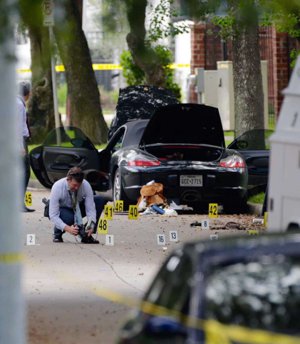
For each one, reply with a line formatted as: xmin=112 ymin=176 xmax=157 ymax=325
xmin=49 ymin=166 xmax=107 ymax=243
xmin=17 ymin=81 xmax=35 ymax=212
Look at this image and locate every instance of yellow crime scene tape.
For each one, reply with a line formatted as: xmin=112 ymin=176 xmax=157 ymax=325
xmin=53 ymin=269 xmax=300 ymax=344
xmin=16 ymin=63 xmax=190 ymax=74
xmin=0 ymin=252 xmax=24 ymax=264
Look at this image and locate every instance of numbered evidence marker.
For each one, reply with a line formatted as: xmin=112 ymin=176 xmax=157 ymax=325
xmin=169 ymin=230 xmax=178 ymax=242
xmin=105 ymin=235 xmax=114 ymax=246
xmin=208 ymin=203 xmax=218 ymax=218
xmin=264 ymin=212 xmax=268 ymax=226
xmin=128 ymin=205 xmax=139 ymax=220
xmin=24 ymin=191 xmax=32 ymax=207
xmin=104 ymin=204 xmax=113 ymax=220
xmin=157 ymin=234 xmax=166 ymax=246
xmin=97 ymin=218 xmax=108 ymax=235
xmin=114 ymin=200 xmax=124 ymax=212
xmin=247 ymin=229 xmax=259 ymax=236
xmin=26 ymin=234 xmax=36 ymax=245
xmin=210 ymin=234 xmax=218 ymax=240
xmin=201 ymin=219 xmax=210 ymax=230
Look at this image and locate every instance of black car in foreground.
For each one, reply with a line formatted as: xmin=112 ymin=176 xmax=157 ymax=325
xmin=30 ymin=103 xmax=248 ymax=213
xmin=117 ymin=231 xmax=300 ymax=344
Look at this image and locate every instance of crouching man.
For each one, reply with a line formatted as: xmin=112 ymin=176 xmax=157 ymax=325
xmin=49 ymin=166 xmax=106 ymax=243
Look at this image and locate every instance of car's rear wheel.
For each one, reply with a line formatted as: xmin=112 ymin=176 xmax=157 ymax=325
xmin=113 ymin=168 xmax=130 ymax=210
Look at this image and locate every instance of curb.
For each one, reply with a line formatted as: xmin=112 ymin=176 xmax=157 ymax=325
xmin=247 ymin=202 xmax=262 ymax=216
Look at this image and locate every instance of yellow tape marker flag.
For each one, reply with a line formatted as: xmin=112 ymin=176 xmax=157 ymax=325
xmin=0 ymin=252 xmax=23 ymax=264
xmin=114 ymin=200 xmax=124 ymax=212
xmin=128 ymin=205 xmax=139 ymax=220
xmin=208 ymin=203 xmax=218 ymax=218
xmin=264 ymin=212 xmax=268 ymax=226
xmin=97 ymin=218 xmax=108 ymax=234
xmin=104 ymin=204 xmax=113 ymax=220
xmin=25 ymin=191 xmax=32 ymax=206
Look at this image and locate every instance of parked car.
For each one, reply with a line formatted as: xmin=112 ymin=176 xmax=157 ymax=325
xmin=30 ymin=103 xmax=248 ymax=213
xmin=117 ymin=231 xmax=300 ymax=344
xmin=228 ymin=129 xmax=273 ymax=195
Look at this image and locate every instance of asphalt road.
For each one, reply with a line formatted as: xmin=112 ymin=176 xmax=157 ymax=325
xmin=23 ymin=186 xmax=264 ymax=344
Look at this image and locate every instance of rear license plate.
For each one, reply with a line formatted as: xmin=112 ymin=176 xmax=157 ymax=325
xmin=180 ymin=175 xmax=203 ymax=187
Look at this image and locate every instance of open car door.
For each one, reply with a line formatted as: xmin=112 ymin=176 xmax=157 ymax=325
xmin=29 ymin=126 xmax=109 ymax=191
xmin=228 ymin=129 xmax=273 ymax=192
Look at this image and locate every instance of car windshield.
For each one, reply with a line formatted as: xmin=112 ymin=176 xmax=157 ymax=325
xmin=205 ymin=254 xmax=300 ymax=335
xmin=143 ymin=253 xmax=193 ymax=316
xmin=228 ymin=129 xmax=273 ymax=150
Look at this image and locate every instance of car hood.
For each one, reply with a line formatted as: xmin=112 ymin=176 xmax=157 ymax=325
xmin=140 ymin=103 xmax=225 ymax=147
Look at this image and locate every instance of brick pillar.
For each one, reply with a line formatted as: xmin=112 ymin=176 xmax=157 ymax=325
xmin=271 ymin=26 xmax=290 ymax=118
xmin=189 ymin=22 xmax=206 ymax=102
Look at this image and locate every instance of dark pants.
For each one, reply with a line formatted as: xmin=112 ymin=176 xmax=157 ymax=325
xmin=23 ymin=140 xmax=30 ymax=202
xmin=54 ymin=195 xmax=107 ymax=237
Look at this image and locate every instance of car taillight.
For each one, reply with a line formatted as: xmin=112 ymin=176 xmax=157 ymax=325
xmin=219 ymin=155 xmax=246 ymax=168
xmin=127 ymin=160 xmax=161 ymax=167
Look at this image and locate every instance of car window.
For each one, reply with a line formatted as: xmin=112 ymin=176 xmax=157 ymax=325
xmin=43 ymin=126 xmax=95 ymax=150
xmin=228 ymin=129 xmax=273 ymax=150
xmin=144 ymin=253 xmax=193 ymax=315
xmin=109 ymin=127 xmax=125 ymax=152
xmin=205 ymin=254 xmax=300 ymax=335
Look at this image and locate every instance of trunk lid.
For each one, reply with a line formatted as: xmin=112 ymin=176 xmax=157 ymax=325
xmin=140 ymin=104 xmax=225 ymax=147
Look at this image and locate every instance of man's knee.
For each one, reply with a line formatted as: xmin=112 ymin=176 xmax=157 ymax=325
xmin=59 ymin=207 xmax=74 ymax=225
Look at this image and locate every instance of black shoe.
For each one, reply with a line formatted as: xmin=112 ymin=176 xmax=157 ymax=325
xmin=22 ymin=206 xmax=35 ymax=212
xmin=53 ymin=236 xmax=63 ymax=243
xmin=81 ymin=235 xmax=99 ymax=244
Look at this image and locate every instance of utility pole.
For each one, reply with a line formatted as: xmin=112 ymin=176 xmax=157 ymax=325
xmin=0 ymin=1 xmax=25 ymax=343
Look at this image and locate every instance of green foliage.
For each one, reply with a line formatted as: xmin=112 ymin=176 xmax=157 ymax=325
xmin=290 ymin=49 xmax=300 ymax=68
xmin=148 ymin=0 xmax=189 ymax=42
xmin=248 ymin=192 xmax=265 ymax=204
xmin=120 ymin=45 xmax=181 ymax=99
xmin=57 ymin=82 xmax=67 ymax=110
xmin=120 ymin=50 xmax=145 ymax=85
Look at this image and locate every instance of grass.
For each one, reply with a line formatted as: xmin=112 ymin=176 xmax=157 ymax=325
xmin=248 ymin=192 xmax=265 ymax=204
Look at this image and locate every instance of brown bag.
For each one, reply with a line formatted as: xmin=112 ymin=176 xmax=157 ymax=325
xmin=137 ymin=182 xmax=167 ymax=207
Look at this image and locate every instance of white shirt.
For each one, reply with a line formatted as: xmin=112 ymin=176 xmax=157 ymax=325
xmin=49 ymin=177 xmax=96 ymax=231
xmin=17 ymin=95 xmax=29 ymax=150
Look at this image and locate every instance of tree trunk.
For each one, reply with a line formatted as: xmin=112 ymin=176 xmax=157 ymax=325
xmin=27 ymin=26 xmax=56 ymax=143
xmin=19 ymin=0 xmax=55 ymax=143
xmin=54 ymin=0 xmax=108 ymax=144
xmin=232 ymin=17 xmax=265 ymax=137
xmin=125 ymin=0 xmax=166 ymax=87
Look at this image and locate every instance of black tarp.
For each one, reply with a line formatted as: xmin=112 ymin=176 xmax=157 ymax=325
xmin=108 ymin=85 xmax=179 ymax=139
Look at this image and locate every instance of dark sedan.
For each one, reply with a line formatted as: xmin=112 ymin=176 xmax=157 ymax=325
xmin=117 ymin=231 xmax=300 ymax=344
xmin=30 ymin=103 xmax=248 ymax=213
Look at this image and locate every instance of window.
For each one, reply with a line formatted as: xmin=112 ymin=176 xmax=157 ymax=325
xmin=205 ymin=254 xmax=300 ymax=334
xmin=144 ymin=253 xmax=193 ymax=315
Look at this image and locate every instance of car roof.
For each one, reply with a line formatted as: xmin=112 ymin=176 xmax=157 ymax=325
xmin=179 ymin=231 xmax=300 ymax=263
xmin=119 ymin=119 xmax=149 ymax=147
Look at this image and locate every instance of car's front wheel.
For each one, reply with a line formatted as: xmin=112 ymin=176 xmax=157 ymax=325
xmin=113 ymin=168 xmax=130 ymax=210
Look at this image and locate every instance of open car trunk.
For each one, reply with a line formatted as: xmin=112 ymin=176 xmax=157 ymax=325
xmin=140 ymin=103 xmax=225 ymax=147
xmin=143 ymin=144 xmax=224 ymax=162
